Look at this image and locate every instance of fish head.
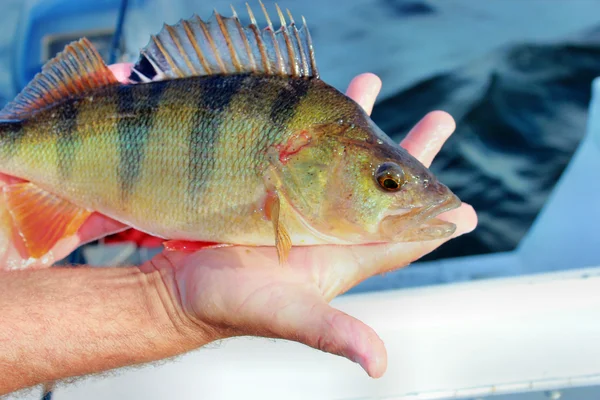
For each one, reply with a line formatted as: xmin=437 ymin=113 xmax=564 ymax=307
xmin=273 ymin=99 xmax=461 ymax=244
xmin=324 ymin=118 xmax=461 ymax=243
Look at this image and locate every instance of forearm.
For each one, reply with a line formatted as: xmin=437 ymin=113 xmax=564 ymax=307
xmin=0 ymin=264 xmax=206 ymax=395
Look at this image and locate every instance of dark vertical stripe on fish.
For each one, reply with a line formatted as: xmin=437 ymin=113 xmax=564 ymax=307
xmin=268 ymin=78 xmax=310 ymax=126
xmin=0 ymin=120 xmax=24 ymax=159
xmin=187 ymin=74 xmax=246 ymax=206
xmin=56 ymin=99 xmax=79 ymax=180
xmin=116 ymin=81 xmax=167 ymax=203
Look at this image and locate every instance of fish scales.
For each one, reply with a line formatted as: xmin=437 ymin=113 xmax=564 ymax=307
xmin=0 ymin=74 xmax=356 ymax=243
xmin=55 ymin=100 xmax=79 ymax=181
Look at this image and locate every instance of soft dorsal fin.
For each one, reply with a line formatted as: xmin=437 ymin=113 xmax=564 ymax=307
xmin=130 ymin=2 xmax=319 ymax=82
xmin=0 ymin=38 xmax=118 ymax=120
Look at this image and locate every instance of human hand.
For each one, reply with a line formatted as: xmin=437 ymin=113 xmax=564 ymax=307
xmin=142 ymin=73 xmax=477 ymax=378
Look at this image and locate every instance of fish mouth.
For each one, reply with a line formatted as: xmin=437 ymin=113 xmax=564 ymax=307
xmin=379 ymin=192 xmax=462 ymax=242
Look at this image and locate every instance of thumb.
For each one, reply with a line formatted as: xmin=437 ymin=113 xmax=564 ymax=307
xmin=271 ymin=299 xmax=388 ymax=378
xmin=108 ymin=63 xmax=134 ymax=83
xmin=76 ymin=213 xmax=129 ymax=246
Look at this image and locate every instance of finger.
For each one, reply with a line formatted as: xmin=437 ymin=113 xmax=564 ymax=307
xmin=400 ymin=110 xmax=456 ymax=167
xmin=108 ymin=63 xmax=134 ymax=83
xmin=437 ymin=202 xmax=478 ymax=229
xmin=345 ymin=73 xmax=382 ymax=116
xmin=50 ymin=214 xmax=129 ymax=262
xmin=271 ymin=298 xmax=387 ymax=378
xmin=76 ymin=213 xmax=129 ymax=245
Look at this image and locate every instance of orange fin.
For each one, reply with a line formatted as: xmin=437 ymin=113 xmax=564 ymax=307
xmin=3 ymin=183 xmax=91 ymax=259
xmin=0 ymin=38 xmax=118 ymax=120
xmin=163 ymin=240 xmax=231 ymax=252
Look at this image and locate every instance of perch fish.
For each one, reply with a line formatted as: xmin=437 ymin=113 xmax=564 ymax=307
xmin=0 ymin=3 xmax=461 ymax=267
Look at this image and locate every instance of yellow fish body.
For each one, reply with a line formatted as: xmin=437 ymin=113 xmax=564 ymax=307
xmin=0 ymin=4 xmax=461 ymax=265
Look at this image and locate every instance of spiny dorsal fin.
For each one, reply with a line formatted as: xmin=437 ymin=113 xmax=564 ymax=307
xmin=0 ymin=38 xmax=118 ymax=120
xmin=130 ymin=1 xmax=319 ymax=83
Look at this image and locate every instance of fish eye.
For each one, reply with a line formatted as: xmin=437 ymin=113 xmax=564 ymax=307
xmin=375 ymin=162 xmax=406 ymax=192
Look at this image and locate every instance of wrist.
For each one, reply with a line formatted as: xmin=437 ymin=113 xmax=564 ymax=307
xmin=140 ymin=253 xmax=217 ymax=350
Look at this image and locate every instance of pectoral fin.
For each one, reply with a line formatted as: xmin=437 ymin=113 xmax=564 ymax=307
xmin=265 ymin=190 xmax=291 ymax=266
xmin=3 ymin=182 xmax=91 ymax=259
